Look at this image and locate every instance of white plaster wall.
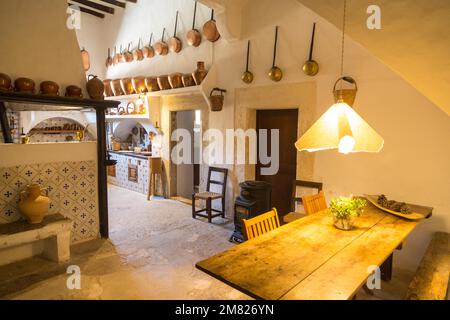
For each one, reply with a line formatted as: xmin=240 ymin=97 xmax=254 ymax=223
xmin=76 ymin=0 xmax=450 ymax=272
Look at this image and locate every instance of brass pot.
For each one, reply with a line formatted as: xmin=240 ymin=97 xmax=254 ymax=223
xmin=181 ymin=74 xmax=195 ymax=87
xmin=157 ymin=75 xmax=171 ymax=90
xmin=0 ymin=73 xmax=12 ymax=91
xmin=132 ymin=76 xmax=147 ymax=93
xmin=168 ymin=73 xmax=183 ymax=89
xmin=192 ymin=61 xmax=208 ymax=85
xmin=65 ymin=85 xmax=83 ymax=98
xmin=120 ymin=78 xmax=135 ymax=95
xmin=145 ymin=77 xmax=160 ymax=92
xmin=86 ymin=75 xmax=105 ymax=100
xmin=111 ymin=79 xmax=124 ymax=96
xmin=103 ymin=79 xmax=113 ymax=97
xmin=40 ymin=81 xmax=59 ymax=96
xmin=14 ymin=77 xmax=35 ymax=93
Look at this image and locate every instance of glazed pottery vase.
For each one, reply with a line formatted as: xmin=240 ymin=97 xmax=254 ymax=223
xmin=192 ymin=61 xmax=208 ymax=85
xmin=65 ymin=85 xmax=83 ymax=98
xmin=14 ymin=78 xmax=36 ymax=93
xmin=18 ymin=184 xmax=50 ymax=224
xmin=0 ymin=73 xmax=12 ymax=91
xmin=40 ymin=81 xmax=60 ymax=96
xmin=86 ymin=74 xmax=105 ymax=100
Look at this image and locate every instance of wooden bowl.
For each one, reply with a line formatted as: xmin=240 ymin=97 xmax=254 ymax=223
xmin=157 ymin=75 xmax=171 ymax=90
xmin=145 ymin=77 xmax=160 ymax=92
xmin=120 ymin=78 xmax=135 ymax=95
xmin=168 ymin=73 xmax=183 ymax=89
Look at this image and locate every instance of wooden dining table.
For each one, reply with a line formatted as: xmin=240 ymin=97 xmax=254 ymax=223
xmin=196 ymin=201 xmax=432 ymax=300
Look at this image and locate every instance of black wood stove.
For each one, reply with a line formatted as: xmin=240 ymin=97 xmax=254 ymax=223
xmin=230 ymin=181 xmax=272 ymax=243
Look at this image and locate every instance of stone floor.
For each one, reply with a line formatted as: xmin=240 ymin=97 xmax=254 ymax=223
xmin=0 ymin=184 xmax=414 ymax=300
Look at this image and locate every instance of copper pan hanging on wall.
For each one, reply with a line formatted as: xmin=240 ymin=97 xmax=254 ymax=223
xmin=203 ymin=9 xmax=220 ymax=42
xmin=105 ymin=48 xmax=113 ymax=68
xmin=169 ymin=11 xmax=182 ymax=53
xmin=186 ymin=1 xmax=202 ymax=47
xmin=124 ymin=43 xmax=134 ymax=63
xmin=154 ymin=28 xmax=169 ymax=56
xmin=133 ymin=38 xmax=144 ymax=61
xmin=143 ymin=33 xmax=155 ymax=59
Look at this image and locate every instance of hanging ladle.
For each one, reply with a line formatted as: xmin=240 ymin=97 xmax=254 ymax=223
xmin=303 ymin=22 xmax=319 ymax=76
xmin=242 ymin=40 xmax=254 ymax=84
xmin=269 ymin=26 xmax=282 ymax=82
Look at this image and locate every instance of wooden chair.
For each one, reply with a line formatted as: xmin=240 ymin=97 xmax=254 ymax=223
xmin=192 ymin=167 xmax=228 ymax=223
xmin=243 ymin=208 xmax=280 ymax=241
xmin=284 ymin=180 xmax=323 ymax=223
xmin=303 ymin=191 xmax=327 ymax=215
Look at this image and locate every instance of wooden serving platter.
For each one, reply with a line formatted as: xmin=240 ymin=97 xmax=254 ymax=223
xmin=365 ymin=195 xmax=433 ymax=221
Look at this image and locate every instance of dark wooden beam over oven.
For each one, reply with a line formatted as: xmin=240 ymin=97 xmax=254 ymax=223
xmin=70 ymin=0 xmax=115 ymax=14
xmin=68 ymin=4 xmax=105 ymax=19
xmin=99 ymin=0 xmax=126 ymax=8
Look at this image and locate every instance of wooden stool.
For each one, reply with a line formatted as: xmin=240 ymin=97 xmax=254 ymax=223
xmin=147 ymin=157 xmax=163 ymax=200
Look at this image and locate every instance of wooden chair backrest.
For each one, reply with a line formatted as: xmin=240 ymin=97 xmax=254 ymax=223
xmin=302 ymin=191 xmax=327 ymax=215
xmin=291 ymin=180 xmax=323 ymax=212
xmin=206 ymin=166 xmax=228 ymax=197
xmin=243 ymin=208 xmax=280 ymax=241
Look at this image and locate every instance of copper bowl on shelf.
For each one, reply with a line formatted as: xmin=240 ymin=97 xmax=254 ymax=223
xmin=40 ymin=81 xmax=60 ymax=96
xmin=132 ymin=76 xmax=147 ymax=94
xmin=14 ymin=77 xmax=35 ymax=93
xmin=168 ymin=73 xmax=183 ymax=89
xmin=65 ymin=85 xmax=83 ymax=98
xmin=103 ymin=79 xmax=113 ymax=97
xmin=120 ymin=78 xmax=135 ymax=95
xmin=0 ymin=73 xmax=12 ymax=91
xmin=145 ymin=77 xmax=160 ymax=92
xmin=157 ymin=75 xmax=171 ymax=91
xmin=111 ymin=79 xmax=124 ymax=96
xmin=181 ymin=74 xmax=195 ymax=87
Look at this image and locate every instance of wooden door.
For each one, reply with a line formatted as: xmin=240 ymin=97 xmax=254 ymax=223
xmin=256 ymin=109 xmax=298 ymax=218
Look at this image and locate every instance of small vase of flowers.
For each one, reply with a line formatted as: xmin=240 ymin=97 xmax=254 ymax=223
xmin=330 ymin=196 xmax=367 ymax=231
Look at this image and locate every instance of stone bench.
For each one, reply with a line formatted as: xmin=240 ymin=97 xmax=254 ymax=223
xmin=405 ymin=232 xmax=450 ymax=300
xmin=0 ymin=214 xmax=72 ymax=266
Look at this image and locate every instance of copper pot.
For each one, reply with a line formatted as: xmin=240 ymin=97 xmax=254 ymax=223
xmin=203 ymin=9 xmax=220 ymax=42
xmin=187 ymin=2 xmax=202 ymax=47
xmin=65 ymin=85 xmax=83 ymax=98
xmin=86 ymin=75 xmax=105 ymax=100
xmin=106 ymin=48 xmax=113 ymax=68
xmin=168 ymin=11 xmax=182 ymax=54
xmin=111 ymin=79 xmax=124 ymax=96
xmin=132 ymin=76 xmax=147 ymax=93
xmin=145 ymin=77 xmax=160 ymax=92
xmin=120 ymin=78 xmax=135 ymax=95
xmin=40 ymin=81 xmax=60 ymax=96
xmin=168 ymin=73 xmax=183 ymax=89
xmin=157 ymin=75 xmax=171 ymax=90
xmin=113 ymin=46 xmax=121 ymax=65
xmin=14 ymin=77 xmax=35 ymax=93
xmin=154 ymin=28 xmax=169 ymax=56
xmin=181 ymin=74 xmax=195 ymax=87
xmin=143 ymin=33 xmax=155 ymax=59
xmin=133 ymin=39 xmax=144 ymax=61
xmin=124 ymin=43 xmax=134 ymax=63
xmin=0 ymin=73 xmax=12 ymax=91
xmin=103 ymin=79 xmax=113 ymax=97
xmin=192 ymin=61 xmax=208 ymax=85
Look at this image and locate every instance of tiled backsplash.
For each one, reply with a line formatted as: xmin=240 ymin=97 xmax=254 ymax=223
xmin=0 ymin=160 xmax=99 ymax=243
xmin=108 ymin=154 xmax=150 ymax=195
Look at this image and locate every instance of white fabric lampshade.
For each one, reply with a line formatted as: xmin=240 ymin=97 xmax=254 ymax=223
xmin=295 ymin=102 xmax=384 ymax=153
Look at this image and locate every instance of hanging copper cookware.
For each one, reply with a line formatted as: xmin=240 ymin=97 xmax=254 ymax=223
xmin=106 ymin=48 xmax=113 ymax=68
xmin=203 ymin=9 xmax=220 ymax=42
xmin=143 ymin=33 xmax=155 ymax=59
xmin=154 ymin=28 xmax=169 ymax=56
xmin=187 ymin=1 xmax=202 ymax=47
xmin=81 ymin=47 xmax=90 ymax=71
xmin=145 ymin=77 xmax=160 ymax=92
xmin=268 ymin=26 xmax=282 ymax=82
xmin=168 ymin=11 xmax=182 ymax=53
xmin=120 ymin=78 xmax=135 ymax=95
xmin=124 ymin=43 xmax=134 ymax=63
xmin=112 ymin=46 xmax=120 ymax=65
xmin=133 ymin=38 xmax=144 ymax=61
xmin=242 ymin=40 xmax=254 ymax=84
xmin=132 ymin=76 xmax=147 ymax=93
xmin=302 ymin=23 xmax=319 ymax=76
xmin=111 ymin=79 xmax=124 ymax=96
xmin=117 ymin=45 xmax=125 ymax=64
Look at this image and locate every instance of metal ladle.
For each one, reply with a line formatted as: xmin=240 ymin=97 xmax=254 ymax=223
xmin=242 ymin=40 xmax=254 ymax=84
xmin=269 ymin=26 xmax=282 ymax=82
xmin=303 ymin=23 xmax=319 ymax=76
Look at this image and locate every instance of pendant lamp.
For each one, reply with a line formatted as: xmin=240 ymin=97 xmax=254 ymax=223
xmin=295 ymin=0 xmax=384 ymax=154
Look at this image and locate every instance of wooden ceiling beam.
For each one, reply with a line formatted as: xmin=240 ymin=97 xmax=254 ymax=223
xmin=70 ymin=0 xmax=115 ymax=14
xmin=67 ymin=3 xmax=105 ymax=18
xmin=99 ymin=0 xmax=126 ymax=8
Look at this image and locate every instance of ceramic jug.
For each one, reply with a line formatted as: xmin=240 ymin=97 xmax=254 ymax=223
xmin=18 ymin=184 xmax=50 ymax=224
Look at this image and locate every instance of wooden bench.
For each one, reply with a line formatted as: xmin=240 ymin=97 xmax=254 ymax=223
xmin=0 ymin=214 xmax=72 ymax=266
xmin=405 ymin=232 xmax=449 ymax=300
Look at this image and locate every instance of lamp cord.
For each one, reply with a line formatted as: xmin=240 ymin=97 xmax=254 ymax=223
xmin=340 ymin=0 xmax=347 ymax=89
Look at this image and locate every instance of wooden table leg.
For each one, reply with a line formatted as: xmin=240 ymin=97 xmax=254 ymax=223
xmin=380 ymin=253 xmax=393 ymax=281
